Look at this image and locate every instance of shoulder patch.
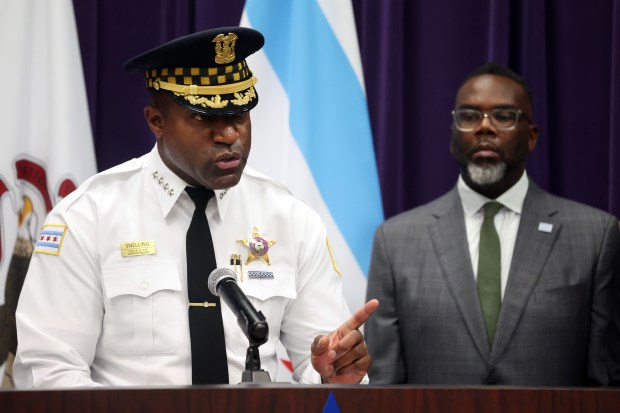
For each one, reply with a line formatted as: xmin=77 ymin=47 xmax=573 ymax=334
xmin=34 ymin=224 xmax=68 ymax=256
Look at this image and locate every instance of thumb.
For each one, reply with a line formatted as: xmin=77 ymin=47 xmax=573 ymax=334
xmin=311 ymin=335 xmax=330 ymax=356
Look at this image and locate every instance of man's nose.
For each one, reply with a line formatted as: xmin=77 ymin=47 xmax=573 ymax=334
xmin=480 ymin=113 xmax=493 ymax=127
xmin=212 ymin=121 xmax=238 ymax=144
xmin=476 ymin=113 xmax=497 ymax=134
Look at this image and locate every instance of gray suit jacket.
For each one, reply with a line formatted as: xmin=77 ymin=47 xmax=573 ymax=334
xmin=366 ymin=181 xmax=620 ymax=386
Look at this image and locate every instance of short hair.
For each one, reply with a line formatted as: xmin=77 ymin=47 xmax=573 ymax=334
xmin=462 ymin=62 xmax=533 ymax=104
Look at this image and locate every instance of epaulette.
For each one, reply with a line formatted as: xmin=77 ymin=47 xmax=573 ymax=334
xmin=57 ymin=157 xmax=144 ymax=212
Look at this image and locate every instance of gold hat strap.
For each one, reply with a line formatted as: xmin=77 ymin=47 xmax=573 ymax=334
xmin=153 ymin=76 xmax=257 ymax=95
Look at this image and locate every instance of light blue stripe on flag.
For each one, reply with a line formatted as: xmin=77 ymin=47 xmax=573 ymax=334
xmin=246 ymin=0 xmax=383 ymax=275
xmin=40 ymin=230 xmax=64 ymax=236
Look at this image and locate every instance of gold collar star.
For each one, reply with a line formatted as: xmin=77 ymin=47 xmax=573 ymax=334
xmin=237 ymin=226 xmax=276 ymax=265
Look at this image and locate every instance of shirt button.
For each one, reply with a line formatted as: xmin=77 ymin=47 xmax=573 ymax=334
xmin=141 ymin=283 xmax=149 ymax=291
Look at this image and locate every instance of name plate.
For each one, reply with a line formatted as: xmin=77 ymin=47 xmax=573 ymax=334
xmin=121 ymin=240 xmax=156 ymax=257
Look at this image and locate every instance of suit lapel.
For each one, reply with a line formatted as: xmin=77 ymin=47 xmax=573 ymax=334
xmin=489 ymin=182 xmax=561 ymax=365
xmin=428 ymin=189 xmax=491 ymax=361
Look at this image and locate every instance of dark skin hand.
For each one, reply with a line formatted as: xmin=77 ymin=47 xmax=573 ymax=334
xmin=311 ymin=299 xmax=380 ymax=384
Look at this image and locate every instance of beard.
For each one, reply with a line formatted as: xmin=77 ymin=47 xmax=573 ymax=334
xmin=466 ymin=161 xmax=506 ymax=185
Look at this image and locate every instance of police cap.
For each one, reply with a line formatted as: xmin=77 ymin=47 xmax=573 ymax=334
xmin=124 ymin=27 xmax=264 ymax=115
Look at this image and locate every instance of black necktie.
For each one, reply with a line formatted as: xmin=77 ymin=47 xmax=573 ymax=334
xmin=185 ymin=186 xmax=229 ymax=384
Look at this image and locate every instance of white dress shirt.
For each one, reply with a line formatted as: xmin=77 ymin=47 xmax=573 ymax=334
xmin=457 ymin=172 xmax=529 ymax=299
xmin=14 ymin=146 xmax=353 ymax=387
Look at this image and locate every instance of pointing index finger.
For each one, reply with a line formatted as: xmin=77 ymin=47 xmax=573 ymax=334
xmin=340 ymin=299 xmax=380 ymax=333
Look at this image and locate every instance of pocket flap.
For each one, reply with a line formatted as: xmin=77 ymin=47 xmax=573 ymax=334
xmin=240 ymin=269 xmax=297 ymax=301
xmin=103 ymin=261 xmax=181 ymax=299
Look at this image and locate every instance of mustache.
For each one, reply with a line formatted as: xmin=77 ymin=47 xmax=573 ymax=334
xmin=468 ymin=140 xmax=502 ymax=157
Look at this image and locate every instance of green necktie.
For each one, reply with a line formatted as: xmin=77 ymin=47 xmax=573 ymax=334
xmin=477 ymin=201 xmax=503 ymax=348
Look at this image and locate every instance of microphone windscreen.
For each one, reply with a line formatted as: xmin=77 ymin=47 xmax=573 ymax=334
xmin=207 ymin=267 xmax=238 ymax=296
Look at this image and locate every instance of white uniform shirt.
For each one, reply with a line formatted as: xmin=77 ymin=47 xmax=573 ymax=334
xmin=457 ymin=172 xmax=529 ymax=299
xmin=14 ymin=146 xmax=352 ymax=387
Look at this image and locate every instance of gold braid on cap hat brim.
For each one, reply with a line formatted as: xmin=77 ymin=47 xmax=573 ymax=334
xmin=153 ymin=77 xmax=257 ymax=109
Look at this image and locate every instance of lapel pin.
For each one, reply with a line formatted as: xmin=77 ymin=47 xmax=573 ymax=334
xmin=538 ymin=222 xmax=553 ymax=233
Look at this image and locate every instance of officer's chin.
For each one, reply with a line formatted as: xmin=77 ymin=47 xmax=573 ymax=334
xmin=206 ymin=170 xmax=244 ymax=191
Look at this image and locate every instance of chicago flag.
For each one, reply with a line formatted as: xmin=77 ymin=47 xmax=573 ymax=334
xmin=241 ymin=0 xmax=384 ymax=380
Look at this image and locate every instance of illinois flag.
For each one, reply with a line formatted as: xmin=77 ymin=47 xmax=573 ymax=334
xmin=0 ymin=0 xmax=97 ymax=387
xmin=241 ymin=0 xmax=383 ymax=380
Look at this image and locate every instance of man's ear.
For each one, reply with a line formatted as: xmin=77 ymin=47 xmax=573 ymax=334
xmin=449 ymin=126 xmax=457 ymax=156
xmin=145 ymin=105 xmax=164 ymax=139
xmin=527 ymin=124 xmax=539 ymax=154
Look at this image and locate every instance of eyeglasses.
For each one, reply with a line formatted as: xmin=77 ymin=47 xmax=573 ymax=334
xmin=451 ymin=108 xmax=532 ymax=131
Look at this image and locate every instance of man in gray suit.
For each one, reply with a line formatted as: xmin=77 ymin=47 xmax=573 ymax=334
xmin=365 ymin=63 xmax=620 ymax=386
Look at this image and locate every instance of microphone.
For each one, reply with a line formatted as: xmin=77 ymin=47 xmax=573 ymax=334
xmin=208 ymin=268 xmax=269 ymax=346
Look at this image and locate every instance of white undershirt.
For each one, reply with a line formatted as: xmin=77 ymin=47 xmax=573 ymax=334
xmin=457 ymin=172 xmax=529 ymax=299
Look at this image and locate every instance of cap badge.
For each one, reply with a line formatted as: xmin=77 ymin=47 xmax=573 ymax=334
xmin=237 ymin=226 xmax=276 ymax=265
xmin=213 ymin=33 xmax=238 ymax=64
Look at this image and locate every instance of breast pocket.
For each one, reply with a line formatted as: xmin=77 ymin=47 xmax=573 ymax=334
xmin=226 ymin=269 xmax=297 ymax=356
xmin=532 ymin=279 xmax=589 ymax=323
xmin=535 ymin=281 xmax=587 ymax=305
xmin=102 ymin=261 xmax=185 ymax=354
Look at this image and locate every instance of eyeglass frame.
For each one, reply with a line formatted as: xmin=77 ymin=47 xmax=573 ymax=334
xmin=451 ymin=107 xmax=532 ymax=132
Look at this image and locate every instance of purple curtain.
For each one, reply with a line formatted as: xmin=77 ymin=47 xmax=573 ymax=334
xmin=73 ymin=0 xmax=620 ymax=220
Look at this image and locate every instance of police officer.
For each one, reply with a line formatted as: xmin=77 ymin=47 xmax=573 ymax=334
xmin=13 ymin=27 xmax=378 ymax=387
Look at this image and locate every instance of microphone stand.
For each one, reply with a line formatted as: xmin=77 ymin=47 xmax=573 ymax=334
xmin=241 ymin=342 xmax=272 ymax=383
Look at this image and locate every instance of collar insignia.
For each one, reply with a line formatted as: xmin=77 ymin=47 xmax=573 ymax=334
xmin=152 ymin=171 xmax=174 ymax=197
xmin=237 ymin=226 xmax=276 ymax=265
